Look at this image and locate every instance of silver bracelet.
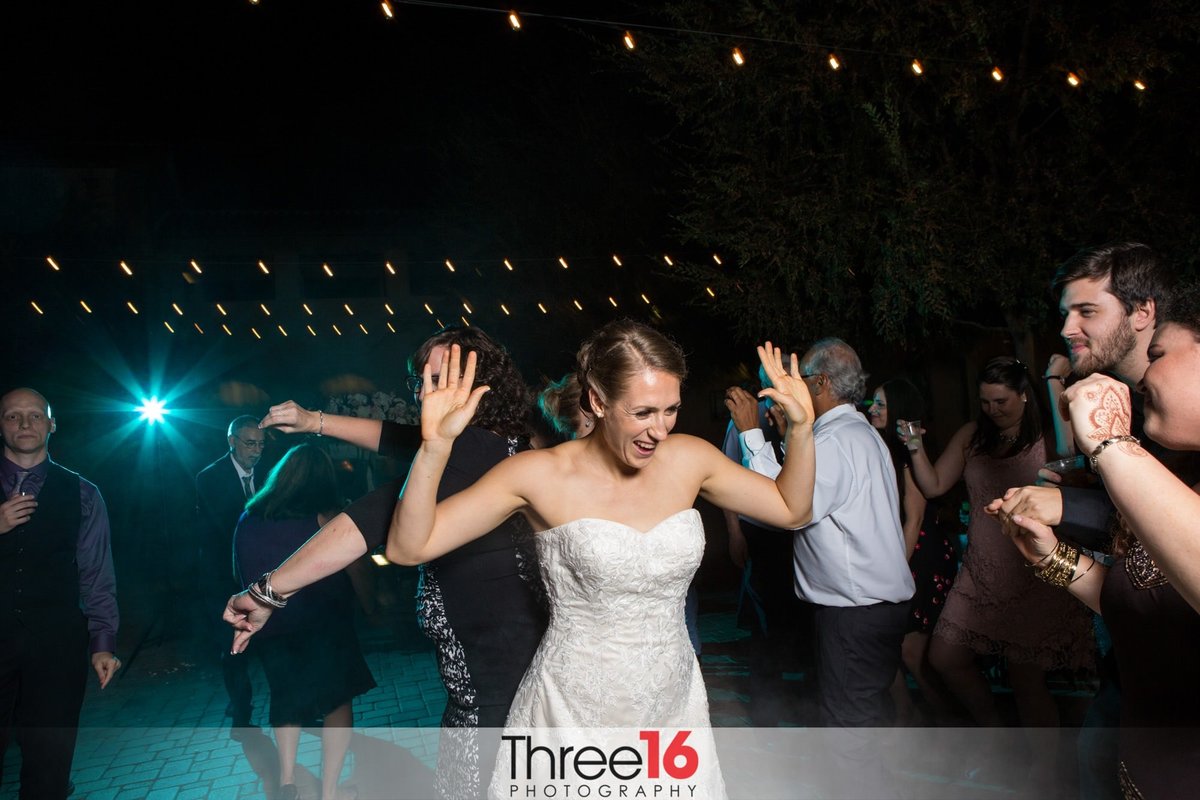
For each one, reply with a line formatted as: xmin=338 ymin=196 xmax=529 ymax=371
xmin=317 ymin=410 xmax=325 ymax=437
xmin=247 ymin=571 xmax=288 ymax=609
xmin=1088 ymin=434 xmax=1140 ymax=472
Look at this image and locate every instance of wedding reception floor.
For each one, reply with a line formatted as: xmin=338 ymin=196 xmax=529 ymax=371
xmin=2 ymin=572 xmax=1094 ymax=799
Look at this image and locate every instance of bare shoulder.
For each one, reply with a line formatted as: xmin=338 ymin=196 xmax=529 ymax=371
xmin=660 ymin=433 xmax=723 ymax=466
xmin=953 ymin=421 xmax=979 ymax=448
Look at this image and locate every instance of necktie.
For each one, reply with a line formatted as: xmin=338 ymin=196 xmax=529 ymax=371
xmin=12 ymin=471 xmax=29 ymax=497
xmin=242 ymin=475 xmax=253 ymax=498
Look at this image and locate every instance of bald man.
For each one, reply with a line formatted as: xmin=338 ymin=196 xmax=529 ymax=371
xmin=0 ymin=388 xmax=120 ymax=800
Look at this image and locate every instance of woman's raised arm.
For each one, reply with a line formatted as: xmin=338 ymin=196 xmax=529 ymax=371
xmin=700 ymin=343 xmax=815 ymax=529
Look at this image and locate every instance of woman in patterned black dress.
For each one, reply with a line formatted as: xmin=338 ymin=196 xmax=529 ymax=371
xmin=232 ymin=326 xmax=547 ymax=798
xmin=868 ymin=378 xmax=958 ymax=724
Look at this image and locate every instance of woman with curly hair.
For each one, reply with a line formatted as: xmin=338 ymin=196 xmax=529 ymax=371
xmin=241 ymin=326 xmax=546 ymax=798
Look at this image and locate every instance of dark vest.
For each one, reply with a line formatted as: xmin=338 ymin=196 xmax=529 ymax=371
xmin=0 ymin=462 xmax=84 ymax=631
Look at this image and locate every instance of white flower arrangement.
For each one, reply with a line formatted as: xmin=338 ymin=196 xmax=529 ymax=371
xmin=324 ymin=391 xmax=418 ymax=425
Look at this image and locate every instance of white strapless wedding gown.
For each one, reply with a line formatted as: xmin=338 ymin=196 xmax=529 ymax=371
xmin=490 ymin=509 xmax=726 ymax=798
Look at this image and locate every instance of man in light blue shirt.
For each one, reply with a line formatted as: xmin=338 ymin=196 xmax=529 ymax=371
xmin=739 ymin=338 xmax=913 ymax=795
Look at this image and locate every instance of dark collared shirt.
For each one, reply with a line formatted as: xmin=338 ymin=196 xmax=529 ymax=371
xmin=1 ymin=455 xmax=119 ymax=654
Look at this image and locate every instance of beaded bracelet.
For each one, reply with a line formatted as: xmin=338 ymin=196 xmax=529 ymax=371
xmin=317 ymin=410 xmax=325 ymax=437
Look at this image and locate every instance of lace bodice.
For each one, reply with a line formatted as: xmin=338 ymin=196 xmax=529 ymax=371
xmin=506 ymin=509 xmax=707 ymax=728
xmin=492 ymin=509 xmax=725 ymax=798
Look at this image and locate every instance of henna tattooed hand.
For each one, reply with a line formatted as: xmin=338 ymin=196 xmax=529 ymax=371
xmin=1063 ymin=374 xmax=1132 ymax=450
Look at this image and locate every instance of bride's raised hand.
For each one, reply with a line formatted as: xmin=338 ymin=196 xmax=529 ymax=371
xmin=756 ymin=341 xmax=814 ymax=430
xmin=420 ymin=344 xmax=490 ymax=446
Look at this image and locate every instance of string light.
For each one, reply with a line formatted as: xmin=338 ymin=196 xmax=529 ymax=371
xmin=445 ymin=259 xmax=456 ymax=273
xmin=712 ymin=253 xmax=722 ymax=265
xmin=991 ymin=66 xmax=1004 ymax=82
xmin=612 ymin=254 xmax=623 ymax=267
xmin=164 ymin=321 xmax=175 ymax=333
xmin=31 ymin=301 xmax=44 ymax=315
xmin=1067 ymin=72 xmax=1081 ymax=87
xmin=911 ymin=59 xmax=924 ymax=75
xmin=171 ymin=302 xmax=184 ymax=316
xmin=322 ymin=263 xmax=334 ymax=277
xmin=462 ymin=301 xmax=473 ymax=313
xmin=436 ymin=318 xmax=444 ymax=327
xmin=194 ymin=322 xmax=205 ymax=334
xmin=705 ymin=286 xmax=716 ymax=297
xmin=381 ymin=1 xmax=394 ymax=20
xmin=663 ymin=254 xmax=674 ymax=266
xmin=212 ymin=303 xmax=225 ymax=316
xmin=260 ymin=303 xmax=272 ymax=316
xmin=385 ymin=261 xmax=396 ymax=275
xmin=252 ymin=327 xmax=262 ymax=340
xmin=302 ymin=303 xmax=313 ymax=315
xmin=641 ymin=293 xmax=651 ymax=304
xmin=307 ymin=325 xmax=317 ymax=336
xmin=222 ymin=324 xmax=233 ymax=336
xmin=278 ymin=325 xmax=288 ymax=336
xmin=358 ymin=323 xmax=369 ymax=335
xmin=623 ymin=31 xmax=636 ymax=51
xmin=47 ymin=256 xmax=60 ymax=271
xmin=828 ymin=54 xmax=840 ymax=71
xmin=1133 ymin=79 xmax=1146 ymax=91
xmin=343 ymin=303 xmax=355 ymax=316
xmin=504 ymin=258 xmax=514 ymax=271
xmin=424 ymin=303 xmax=434 ymax=314
xmin=500 ymin=303 xmax=510 ymax=315
xmin=384 ymin=303 xmax=394 ymax=315
xmin=558 ymin=256 xmax=569 ymax=269
xmin=508 ymin=11 xmax=521 ymax=30
xmin=460 ymin=316 xmax=470 ymax=327
xmin=120 ymin=260 xmax=133 ymax=276
xmin=537 ymin=302 xmax=547 ymax=314
xmin=127 ymin=301 xmax=139 ymax=315
xmin=332 ymin=324 xmax=343 ymax=336
xmin=608 ymin=296 xmax=618 ymax=307
xmin=190 ymin=259 xmax=203 ymax=274
xmin=573 ymin=299 xmax=583 ymax=310
xmin=386 ymin=321 xmax=396 ymax=333
xmin=731 ymin=47 xmax=745 ymax=67
xmin=258 ymin=260 xmax=270 ymax=275
xmin=79 ymin=300 xmax=92 ymax=314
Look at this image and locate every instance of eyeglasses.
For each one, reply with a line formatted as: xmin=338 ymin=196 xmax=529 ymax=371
xmin=235 ymin=437 xmax=266 ymax=449
xmin=800 ymin=371 xmax=821 ymax=381
xmin=405 ymin=373 xmax=444 ymax=396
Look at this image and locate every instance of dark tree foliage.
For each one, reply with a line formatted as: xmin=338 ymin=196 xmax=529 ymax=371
xmin=625 ymin=0 xmax=1200 ymax=349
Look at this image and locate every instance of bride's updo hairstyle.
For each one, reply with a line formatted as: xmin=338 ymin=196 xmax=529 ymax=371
xmin=576 ymin=320 xmax=687 ymax=414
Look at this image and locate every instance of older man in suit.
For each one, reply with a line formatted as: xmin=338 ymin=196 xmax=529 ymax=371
xmin=195 ymin=414 xmax=264 ymax=733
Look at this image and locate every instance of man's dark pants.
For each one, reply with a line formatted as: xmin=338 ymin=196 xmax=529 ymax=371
xmin=811 ymin=600 xmax=908 ymax=798
xmin=0 ymin=618 xmax=89 ymax=800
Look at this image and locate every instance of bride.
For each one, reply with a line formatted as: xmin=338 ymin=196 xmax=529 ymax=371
xmin=228 ymin=320 xmax=816 ymax=796
xmin=389 ymin=321 xmax=815 ymax=796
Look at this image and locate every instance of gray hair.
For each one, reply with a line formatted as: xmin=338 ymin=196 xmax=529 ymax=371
xmin=805 ymin=338 xmax=867 ymax=404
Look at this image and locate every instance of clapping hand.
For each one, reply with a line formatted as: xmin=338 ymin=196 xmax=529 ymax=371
xmin=756 ymin=342 xmax=813 ymax=430
xmin=420 ymin=344 xmax=490 ymax=447
xmin=985 ymin=493 xmax=1058 ymax=565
